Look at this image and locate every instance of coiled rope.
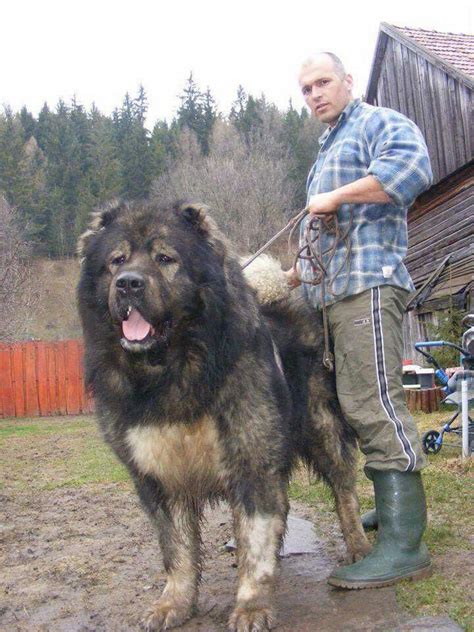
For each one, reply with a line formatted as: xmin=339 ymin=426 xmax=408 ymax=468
xmin=242 ymin=208 xmax=353 ymax=372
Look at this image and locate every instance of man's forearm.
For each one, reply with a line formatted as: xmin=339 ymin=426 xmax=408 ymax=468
xmin=334 ymin=175 xmax=392 ymax=205
xmin=308 ymin=175 xmax=393 ymax=216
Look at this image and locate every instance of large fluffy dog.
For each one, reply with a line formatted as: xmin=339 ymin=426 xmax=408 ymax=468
xmin=77 ymin=199 xmax=370 ymax=631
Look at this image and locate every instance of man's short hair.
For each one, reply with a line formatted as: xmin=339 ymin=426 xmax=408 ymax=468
xmin=301 ymin=52 xmax=347 ymax=78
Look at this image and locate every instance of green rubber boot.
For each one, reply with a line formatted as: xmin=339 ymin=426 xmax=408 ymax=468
xmin=328 ymin=470 xmax=432 ymax=589
xmin=361 ymin=508 xmax=378 ymax=531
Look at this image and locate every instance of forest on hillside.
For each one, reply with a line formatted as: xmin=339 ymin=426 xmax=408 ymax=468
xmin=0 ymin=75 xmax=324 ymax=341
xmin=0 ymin=75 xmax=323 ymax=257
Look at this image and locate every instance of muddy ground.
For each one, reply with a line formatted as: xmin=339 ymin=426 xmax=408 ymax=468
xmin=0 ymin=418 xmax=464 ymax=632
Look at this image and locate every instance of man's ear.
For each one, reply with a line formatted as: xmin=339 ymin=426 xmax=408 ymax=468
xmin=344 ymin=74 xmax=354 ymax=92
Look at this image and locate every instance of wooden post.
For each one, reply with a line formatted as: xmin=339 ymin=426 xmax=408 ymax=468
xmin=406 ymin=387 xmax=442 ymax=413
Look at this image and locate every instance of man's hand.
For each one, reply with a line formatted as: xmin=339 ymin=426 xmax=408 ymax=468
xmin=307 ymin=191 xmax=341 ymax=217
xmin=284 ymin=267 xmax=301 ymax=289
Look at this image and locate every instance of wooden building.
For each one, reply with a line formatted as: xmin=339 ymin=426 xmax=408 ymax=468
xmin=366 ymin=24 xmax=473 ymax=359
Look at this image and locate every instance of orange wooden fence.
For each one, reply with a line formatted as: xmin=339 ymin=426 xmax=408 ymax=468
xmin=0 ymin=340 xmax=94 ymax=418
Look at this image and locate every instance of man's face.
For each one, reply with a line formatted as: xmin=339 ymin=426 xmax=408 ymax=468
xmin=299 ymin=57 xmax=353 ymax=126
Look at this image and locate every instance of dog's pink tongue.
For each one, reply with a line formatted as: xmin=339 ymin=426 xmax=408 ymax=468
xmin=122 ymin=308 xmax=151 ymax=341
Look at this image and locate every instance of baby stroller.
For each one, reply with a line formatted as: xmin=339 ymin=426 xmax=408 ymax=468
xmin=415 ymin=314 xmax=474 ymax=456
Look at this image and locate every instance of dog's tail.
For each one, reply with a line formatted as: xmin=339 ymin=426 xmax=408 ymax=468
xmin=242 ymin=255 xmax=290 ymax=306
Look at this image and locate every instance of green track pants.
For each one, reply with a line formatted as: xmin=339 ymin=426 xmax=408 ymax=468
xmin=328 ymin=285 xmax=426 ymax=473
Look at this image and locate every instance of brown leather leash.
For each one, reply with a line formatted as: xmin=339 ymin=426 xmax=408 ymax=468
xmin=241 ymin=208 xmax=309 ymax=270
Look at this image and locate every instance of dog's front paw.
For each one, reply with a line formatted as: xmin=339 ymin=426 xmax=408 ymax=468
xmin=142 ymin=598 xmax=194 ymax=631
xmin=228 ymin=604 xmax=275 ymax=632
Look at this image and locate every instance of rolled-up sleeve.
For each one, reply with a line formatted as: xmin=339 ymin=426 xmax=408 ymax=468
xmin=365 ymin=109 xmax=433 ymax=207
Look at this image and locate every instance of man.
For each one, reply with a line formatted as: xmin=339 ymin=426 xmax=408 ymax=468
xmin=288 ymin=52 xmax=433 ymax=589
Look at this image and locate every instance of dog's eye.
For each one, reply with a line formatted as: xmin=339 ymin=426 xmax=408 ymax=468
xmin=111 ymin=255 xmax=126 ymax=266
xmin=156 ymin=254 xmax=175 ymax=264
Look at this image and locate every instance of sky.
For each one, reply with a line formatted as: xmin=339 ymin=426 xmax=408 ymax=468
xmin=2 ymin=0 xmax=472 ymax=128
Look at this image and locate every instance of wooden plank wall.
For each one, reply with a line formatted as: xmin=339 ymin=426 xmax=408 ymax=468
xmin=403 ymin=310 xmax=429 ymax=362
xmin=0 ymin=340 xmax=94 ymax=419
xmin=406 ymin=179 xmax=474 ymax=287
xmin=402 ymin=311 xmax=444 ymax=366
xmin=375 ymin=38 xmax=472 ymax=185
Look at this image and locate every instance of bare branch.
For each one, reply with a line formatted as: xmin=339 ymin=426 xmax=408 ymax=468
xmin=0 ymin=196 xmax=40 ymax=341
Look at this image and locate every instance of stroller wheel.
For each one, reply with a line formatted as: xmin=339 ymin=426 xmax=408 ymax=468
xmin=422 ymin=430 xmax=441 ymax=454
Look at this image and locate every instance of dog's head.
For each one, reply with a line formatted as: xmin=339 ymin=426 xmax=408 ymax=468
xmin=78 ymin=199 xmax=229 ymax=354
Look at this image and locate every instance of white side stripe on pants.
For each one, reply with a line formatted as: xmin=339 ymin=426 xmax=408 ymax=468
xmin=371 ymin=287 xmax=416 ymax=471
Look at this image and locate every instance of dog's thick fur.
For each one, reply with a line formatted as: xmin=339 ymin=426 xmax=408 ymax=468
xmin=77 ymin=199 xmax=370 ymax=631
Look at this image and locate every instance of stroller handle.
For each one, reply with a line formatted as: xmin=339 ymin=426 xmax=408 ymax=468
xmin=414 ymin=341 xmax=467 ymax=355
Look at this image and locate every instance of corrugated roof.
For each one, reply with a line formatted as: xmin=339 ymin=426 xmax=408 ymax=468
xmin=394 ymin=26 xmax=474 ymax=78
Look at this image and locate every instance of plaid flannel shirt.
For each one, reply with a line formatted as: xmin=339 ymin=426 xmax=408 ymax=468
xmin=300 ymin=99 xmax=433 ymax=307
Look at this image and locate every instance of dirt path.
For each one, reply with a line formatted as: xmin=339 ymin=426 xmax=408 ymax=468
xmin=0 ymin=484 xmax=461 ymax=632
xmin=0 ymin=417 xmax=464 ymax=631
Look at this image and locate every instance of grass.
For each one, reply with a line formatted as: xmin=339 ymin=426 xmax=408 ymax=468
xmin=396 ymin=572 xmax=472 ymax=629
xmin=0 ymin=415 xmax=130 ymax=491
xmin=0 ymin=418 xmax=91 ymax=439
xmin=1 ymin=411 xmax=472 ymax=629
xmin=289 ymin=409 xmax=474 ymax=631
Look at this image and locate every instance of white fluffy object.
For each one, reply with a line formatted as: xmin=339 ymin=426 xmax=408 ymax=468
xmin=242 ymin=254 xmax=290 ymax=306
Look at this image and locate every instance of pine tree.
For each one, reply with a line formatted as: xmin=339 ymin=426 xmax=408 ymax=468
xmin=89 ymin=105 xmax=122 ymax=202
xmin=282 ymin=105 xmax=324 ymax=207
xmin=229 ymin=88 xmax=265 ymax=145
xmin=0 ymin=108 xmax=47 ymax=244
xmin=70 ymin=97 xmax=95 ymax=176
xmin=281 ymin=100 xmax=305 ymax=182
xmin=229 ymin=85 xmax=248 ymax=125
xmin=200 ymin=88 xmax=218 ymax=155
xmin=177 ymin=74 xmax=217 ymax=154
xmin=134 ymin=85 xmax=148 ymax=124
xmin=16 ymin=136 xmax=48 ymax=246
xmin=177 ymin=73 xmax=202 ymax=130
xmin=0 ymin=108 xmax=26 ymax=200
xmin=150 ymin=120 xmax=174 ymax=176
xmin=36 ymin=103 xmax=54 ymax=152
xmin=19 ymin=107 xmax=36 ymax=141
xmin=38 ymin=100 xmax=86 ymax=254
xmin=113 ymin=88 xmax=153 ymax=199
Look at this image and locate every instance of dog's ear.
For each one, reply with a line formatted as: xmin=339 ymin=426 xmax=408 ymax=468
xmin=176 ymin=201 xmax=216 ymax=236
xmin=175 ymin=200 xmax=230 ymax=261
xmin=180 ymin=202 xmax=206 ymax=225
xmin=77 ymin=199 xmax=124 ymax=257
xmin=94 ymin=201 xmax=123 ymax=229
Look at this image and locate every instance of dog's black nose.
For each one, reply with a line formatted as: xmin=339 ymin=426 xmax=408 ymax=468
xmin=115 ymin=271 xmax=145 ymax=296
